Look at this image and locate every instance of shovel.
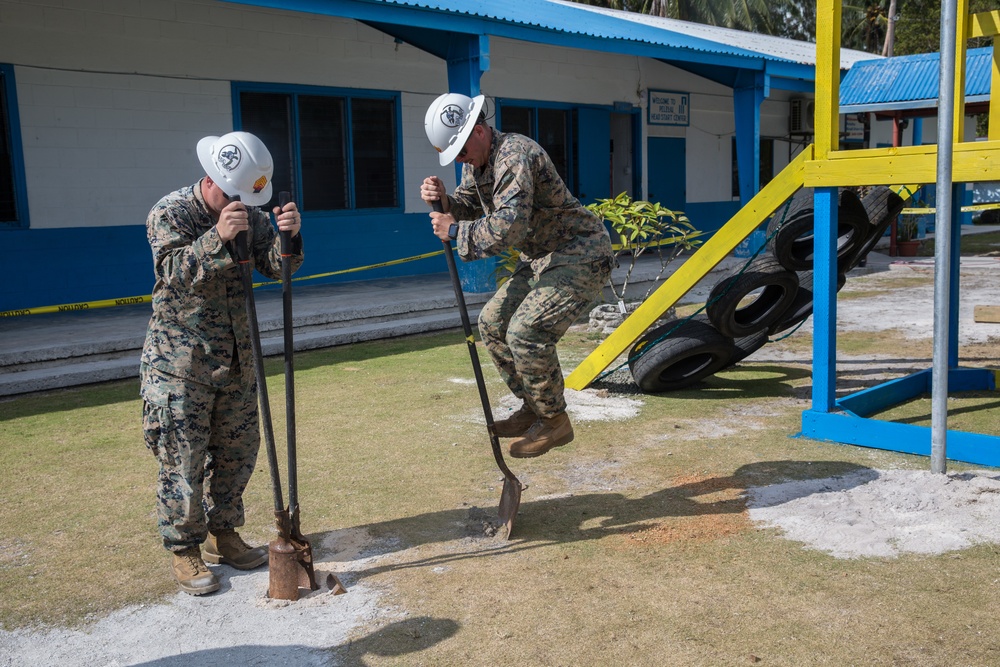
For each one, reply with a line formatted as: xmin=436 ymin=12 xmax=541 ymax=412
xmin=432 ymin=199 xmax=523 ymax=539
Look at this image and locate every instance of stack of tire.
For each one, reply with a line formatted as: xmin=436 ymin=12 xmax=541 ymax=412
xmin=627 ymin=186 xmax=906 ymax=393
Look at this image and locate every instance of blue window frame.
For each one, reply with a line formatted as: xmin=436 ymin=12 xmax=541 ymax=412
xmin=233 ymin=83 xmax=402 ymax=213
xmin=1 ymin=64 xmax=28 ymax=229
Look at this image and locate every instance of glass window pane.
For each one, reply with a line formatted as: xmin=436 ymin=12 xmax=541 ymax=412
xmin=299 ymin=95 xmax=347 ymax=211
xmin=0 ymin=72 xmax=16 ymax=222
xmin=759 ymin=139 xmax=774 ymax=187
xmin=239 ymin=91 xmax=293 ymax=210
xmin=538 ymin=108 xmax=569 ymax=185
xmin=351 ymin=98 xmax=397 ymax=209
xmin=500 ymin=106 xmax=532 ymax=137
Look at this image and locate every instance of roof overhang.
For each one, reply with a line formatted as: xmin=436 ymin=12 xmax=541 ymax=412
xmin=220 ymin=0 xmax=834 ymax=92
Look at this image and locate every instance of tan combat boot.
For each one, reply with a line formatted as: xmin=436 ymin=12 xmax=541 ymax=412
xmin=509 ymin=412 xmax=574 ymax=458
xmin=172 ymin=546 xmax=221 ymax=595
xmin=493 ymin=404 xmax=538 ymax=437
xmin=203 ymin=529 xmax=268 ymax=570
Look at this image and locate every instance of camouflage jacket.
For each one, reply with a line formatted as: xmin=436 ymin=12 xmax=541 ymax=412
xmin=141 ymin=180 xmax=303 ymax=389
xmin=448 ymin=130 xmax=612 ymax=273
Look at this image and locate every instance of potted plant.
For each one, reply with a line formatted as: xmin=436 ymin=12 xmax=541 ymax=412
xmin=896 ymin=215 xmax=921 ymax=256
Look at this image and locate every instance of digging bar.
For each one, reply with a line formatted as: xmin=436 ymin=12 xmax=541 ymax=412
xmin=276 ymin=191 xmax=345 ymax=598
xmin=228 ymin=196 xmax=297 ymax=598
xmin=432 ymin=199 xmax=523 ymax=539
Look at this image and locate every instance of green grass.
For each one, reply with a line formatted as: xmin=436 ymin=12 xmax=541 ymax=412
xmin=2 ymin=326 xmax=1000 ymax=666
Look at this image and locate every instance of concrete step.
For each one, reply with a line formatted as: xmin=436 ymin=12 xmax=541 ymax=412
xmin=0 ymin=305 xmax=483 ymax=397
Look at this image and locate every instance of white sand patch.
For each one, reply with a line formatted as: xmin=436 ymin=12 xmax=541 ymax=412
xmin=802 ymin=261 xmax=1000 ymax=345
xmin=493 ymin=387 xmax=643 ymax=423
xmin=0 ymin=528 xmax=399 ymax=667
xmin=748 ymin=469 xmax=1000 ymax=559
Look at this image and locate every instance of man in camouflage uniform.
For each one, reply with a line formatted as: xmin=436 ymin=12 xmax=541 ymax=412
xmin=141 ymin=131 xmax=303 ymax=595
xmin=422 ymin=93 xmax=613 ymax=458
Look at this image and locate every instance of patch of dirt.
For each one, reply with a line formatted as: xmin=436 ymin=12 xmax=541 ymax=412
xmin=621 ymin=475 xmax=750 ymax=546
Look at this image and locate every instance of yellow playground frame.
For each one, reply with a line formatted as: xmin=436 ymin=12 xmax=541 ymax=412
xmin=568 ymin=0 xmax=1000 ymax=467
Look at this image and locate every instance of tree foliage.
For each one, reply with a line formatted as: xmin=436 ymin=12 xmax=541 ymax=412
xmin=566 ymin=0 xmax=996 ymax=55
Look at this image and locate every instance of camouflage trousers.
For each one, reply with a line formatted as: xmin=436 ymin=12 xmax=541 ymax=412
xmin=140 ymin=363 xmax=259 ymax=552
xmin=478 ymin=258 xmax=611 ymax=419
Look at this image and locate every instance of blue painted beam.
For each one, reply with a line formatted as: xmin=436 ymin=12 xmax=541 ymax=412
xmin=811 ymin=187 xmax=839 ymax=412
xmin=733 ymin=70 xmax=766 ymax=207
xmin=837 ymin=367 xmax=996 ymax=418
xmin=801 ymin=410 xmax=1000 ymax=468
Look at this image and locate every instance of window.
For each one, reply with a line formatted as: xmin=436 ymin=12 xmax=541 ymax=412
xmin=236 ymin=86 xmax=399 ymax=212
xmin=497 ymin=103 xmax=573 ymax=190
xmin=731 ymin=137 xmax=774 ymax=198
xmin=0 ymin=64 xmax=25 ymax=228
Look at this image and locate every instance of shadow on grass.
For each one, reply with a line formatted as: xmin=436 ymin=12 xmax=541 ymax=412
xmin=591 ymin=364 xmax=812 ymax=399
xmin=317 ymin=460 xmax=874 ymax=585
xmin=130 ymin=616 xmax=460 ymax=667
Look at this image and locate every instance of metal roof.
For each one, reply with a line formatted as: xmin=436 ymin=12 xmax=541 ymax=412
xmin=550 ymin=0 xmax=877 ymax=69
xmin=371 ymin=0 xmax=776 ymax=60
xmin=840 ymin=48 xmax=992 ymax=114
xmin=225 ymin=0 xmax=847 ymax=86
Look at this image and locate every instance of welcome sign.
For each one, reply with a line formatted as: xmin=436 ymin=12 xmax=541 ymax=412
xmin=648 ymin=90 xmax=689 ymax=126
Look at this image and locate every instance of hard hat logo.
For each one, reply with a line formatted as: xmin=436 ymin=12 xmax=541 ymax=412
xmin=424 ymin=92 xmax=485 ymax=166
xmin=218 ymin=145 xmax=242 ymax=172
xmin=196 ymin=131 xmax=274 ymax=206
xmin=440 ymin=104 xmax=465 ymax=128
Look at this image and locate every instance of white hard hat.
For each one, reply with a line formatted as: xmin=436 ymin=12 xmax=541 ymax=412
xmin=196 ymin=131 xmax=274 ymax=206
xmin=424 ymin=93 xmax=485 ymax=166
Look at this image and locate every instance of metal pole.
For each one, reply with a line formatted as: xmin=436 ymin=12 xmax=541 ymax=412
xmin=931 ymin=0 xmax=958 ymax=474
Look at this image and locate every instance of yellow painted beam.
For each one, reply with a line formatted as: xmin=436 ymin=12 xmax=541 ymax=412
xmin=970 ymin=10 xmax=1000 ymax=37
xmin=565 ymin=145 xmax=812 ymax=391
xmin=990 ymin=41 xmax=1000 ymax=140
xmin=814 ymin=0 xmax=840 ymax=160
xmin=955 ymin=0 xmax=970 ymax=142
xmin=805 ymin=143 xmax=1000 ymax=186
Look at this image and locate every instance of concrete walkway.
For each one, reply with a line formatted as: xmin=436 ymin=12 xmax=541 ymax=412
xmin=0 ymin=241 xmax=916 ymax=398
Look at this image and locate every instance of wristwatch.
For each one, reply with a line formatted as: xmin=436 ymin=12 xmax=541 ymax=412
xmin=448 ymin=222 xmax=458 ymax=240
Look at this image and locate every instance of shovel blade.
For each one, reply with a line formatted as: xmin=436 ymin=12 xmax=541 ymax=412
xmin=498 ymin=476 xmax=523 ymax=540
xmin=293 ymin=537 xmax=321 ymax=592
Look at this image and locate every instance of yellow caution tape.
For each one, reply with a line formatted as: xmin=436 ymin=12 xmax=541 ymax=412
xmin=0 ymin=249 xmax=449 ymax=318
xmin=0 ymin=294 xmax=152 ymax=318
xmin=901 ymin=202 xmax=1000 ymax=215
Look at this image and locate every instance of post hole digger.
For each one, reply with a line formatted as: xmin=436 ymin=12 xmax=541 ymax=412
xmin=233 ymin=192 xmax=346 ymax=600
xmin=433 ymin=199 xmax=524 ymax=539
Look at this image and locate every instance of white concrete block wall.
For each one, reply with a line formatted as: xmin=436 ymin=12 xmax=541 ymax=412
xmin=17 ymin=68 xmax=231 ymax=229
xmin=0 ymin=0 xmax=825 ymax=230
xmin=0 ymin=0 xmax=446 ymax=227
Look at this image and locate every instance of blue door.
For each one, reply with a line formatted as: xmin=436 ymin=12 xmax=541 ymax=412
xmin=646 ymin=137 xmax=685 ymax=211
xmin=576 ymin=107 xmax=611 ymax=205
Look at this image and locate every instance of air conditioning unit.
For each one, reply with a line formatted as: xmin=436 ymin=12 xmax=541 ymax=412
xmin=789 ymin=98 xmax=815 ymax=135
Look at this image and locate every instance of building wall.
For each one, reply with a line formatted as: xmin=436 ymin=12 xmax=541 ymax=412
xmin=0 ymin=0 xmax=803 ymax=311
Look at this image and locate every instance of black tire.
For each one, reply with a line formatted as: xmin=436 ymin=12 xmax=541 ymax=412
xmin=727 ymin=328 xmax=770 ymax=367
xmin=706 ymin=254 xmax=800 ymax=337
xmin=767 ymin=270 xmax=847 ymax=335
xmin=629 ymin=317 xmax=735 ymax=393
xmin=842 ymin=187 xmax=906 ymax=271
xmin=767 ymin=188 xmax=870 ymax=272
